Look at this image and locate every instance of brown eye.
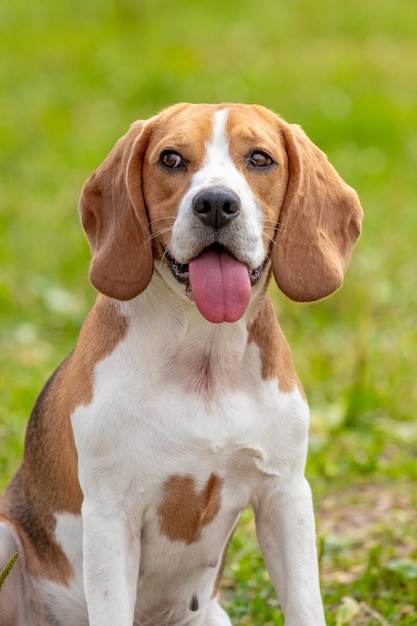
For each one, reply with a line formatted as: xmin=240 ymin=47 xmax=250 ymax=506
xmin=160 ymin=151 xmax=185 ymax=170
xmin=248 ymin=151 xmax=275 ymax=169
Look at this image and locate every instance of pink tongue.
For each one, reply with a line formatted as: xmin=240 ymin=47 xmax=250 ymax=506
xmin=189 ymin=248 xmax=251 ymax=324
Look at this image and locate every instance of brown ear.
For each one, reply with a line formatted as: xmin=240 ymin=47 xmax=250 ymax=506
xmin=79 ymin=120 xmax=154 ymax=300
xmin=272 ymin=123 xmax=363 ymax=302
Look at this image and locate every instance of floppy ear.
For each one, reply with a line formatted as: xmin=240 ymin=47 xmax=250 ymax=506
xmin=272 ymin=122 xmax=363 ymax=302
xmin=79 ymin=120 xmax=154 ymax=300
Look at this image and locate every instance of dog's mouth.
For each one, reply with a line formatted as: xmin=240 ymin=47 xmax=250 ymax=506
xmin=164 ymin=244 xmax=268 ymax=324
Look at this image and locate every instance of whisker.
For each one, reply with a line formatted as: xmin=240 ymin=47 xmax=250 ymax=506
xmin=146 ymin=216 xmax=176 ymax=248
xmin=158 ymin=245 xmax=170 ymax=272
xmin=148 ymin=215 xmax=176 ymax=226
xmin=262 ymin=232 xmax=284 ymax=252
xmin=261 ymin=217 xmax=286 ymax=233
xmin=147 ymin=226 xmax=174 ymax=243
xmin=261 ymin=217 xmax=278 ymax=226
xmin=136 ymin=225 xmax=174 ymax=254
xmin=263 ymin=233 xmax=275 ymax=245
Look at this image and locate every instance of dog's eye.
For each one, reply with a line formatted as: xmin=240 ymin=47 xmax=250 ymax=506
xmin=160 ymin=151 xmax=185 ymax=170
xmin=248 ymin=151 xmax=275 ymax=169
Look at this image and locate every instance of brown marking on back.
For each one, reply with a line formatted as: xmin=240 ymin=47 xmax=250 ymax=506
xmin=158 ymin=473 xmax=224 ymax=544
xmin=248 ymin=294 xmax=306 ymax=399
xmin=0 ymin=295 xmax=128 ymax=583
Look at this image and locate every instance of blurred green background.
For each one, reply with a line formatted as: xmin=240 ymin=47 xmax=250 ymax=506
xmin=1 ymin=0 xmax=416 ymax=623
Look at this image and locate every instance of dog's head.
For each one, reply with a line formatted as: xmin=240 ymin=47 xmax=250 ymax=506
xmin=79 ymin=103 xmax=363 ymax=323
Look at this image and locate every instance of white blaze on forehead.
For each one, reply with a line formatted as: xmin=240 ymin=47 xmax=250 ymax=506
xmin=184 ymin=107 xmax=252 ymax=194
xmin=195 ymin=108 xmax=242 ymax=187
xmin=170 ymin=107 xmax=266 ymax=267
xmin=204 ymin=108 xmax=231 ymax=169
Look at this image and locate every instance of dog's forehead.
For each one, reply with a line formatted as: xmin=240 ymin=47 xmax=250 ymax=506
xmin=147 ymin=103 xmax=281 ymax=154
xmin=225 ymin=105 xmax=282 ymax=142
xmin=151 ymin=104 xmax=216 ymax=147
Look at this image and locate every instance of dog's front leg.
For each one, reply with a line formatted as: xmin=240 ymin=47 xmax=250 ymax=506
xmin=253 ymin=477 xmax=326 ymax=626
xmin=82 ymin=502 xmax=140 ymax=626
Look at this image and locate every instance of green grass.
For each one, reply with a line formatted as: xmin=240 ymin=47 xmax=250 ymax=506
xmin=1 ymin=0 xmax=416 ymax=623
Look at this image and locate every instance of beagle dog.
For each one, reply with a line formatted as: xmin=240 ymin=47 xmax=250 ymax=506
xmin=0 ymin=103 xmax=363 ymax=625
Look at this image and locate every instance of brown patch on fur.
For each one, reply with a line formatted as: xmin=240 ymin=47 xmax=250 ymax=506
xmin=158 ymin=474 xmax=224 ymax=544
xmin=248 ymin=295 xmax=305 ymax=399
xmin=80 ymin=120 xmax=155 ymax=301
xmin=0 ymin=296 xmax=128 ymax=582
xmin=272 ymin=121 xmax=363 ymax=303
xmin=64 ymin=295 xmax=129 ymax=412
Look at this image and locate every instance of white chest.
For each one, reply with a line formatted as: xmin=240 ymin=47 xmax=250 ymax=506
xmin=58 ymin=295 xmax=310 ymax=623
xmin=70 ymin=294 xmax=309 ymax=500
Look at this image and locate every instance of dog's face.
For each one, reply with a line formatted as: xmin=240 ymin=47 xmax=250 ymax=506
xmin=143 ymin=105 xmax=289 ymax=265
xmin=141 ymin=105 xmax=289 ymax=322
xmin=79 ymin=103 xmax=363 ymax=321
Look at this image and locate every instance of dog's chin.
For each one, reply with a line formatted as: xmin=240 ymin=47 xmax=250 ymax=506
xmin=164 ymin=244 xmax=268 ymax=292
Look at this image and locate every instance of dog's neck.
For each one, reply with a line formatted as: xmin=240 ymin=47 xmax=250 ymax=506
xmin=115 ymin=270 xmax=270 ymax=398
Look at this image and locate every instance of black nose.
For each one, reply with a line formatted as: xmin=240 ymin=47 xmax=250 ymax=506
xmin=192 ymin=188 xmax=241 ymax=230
